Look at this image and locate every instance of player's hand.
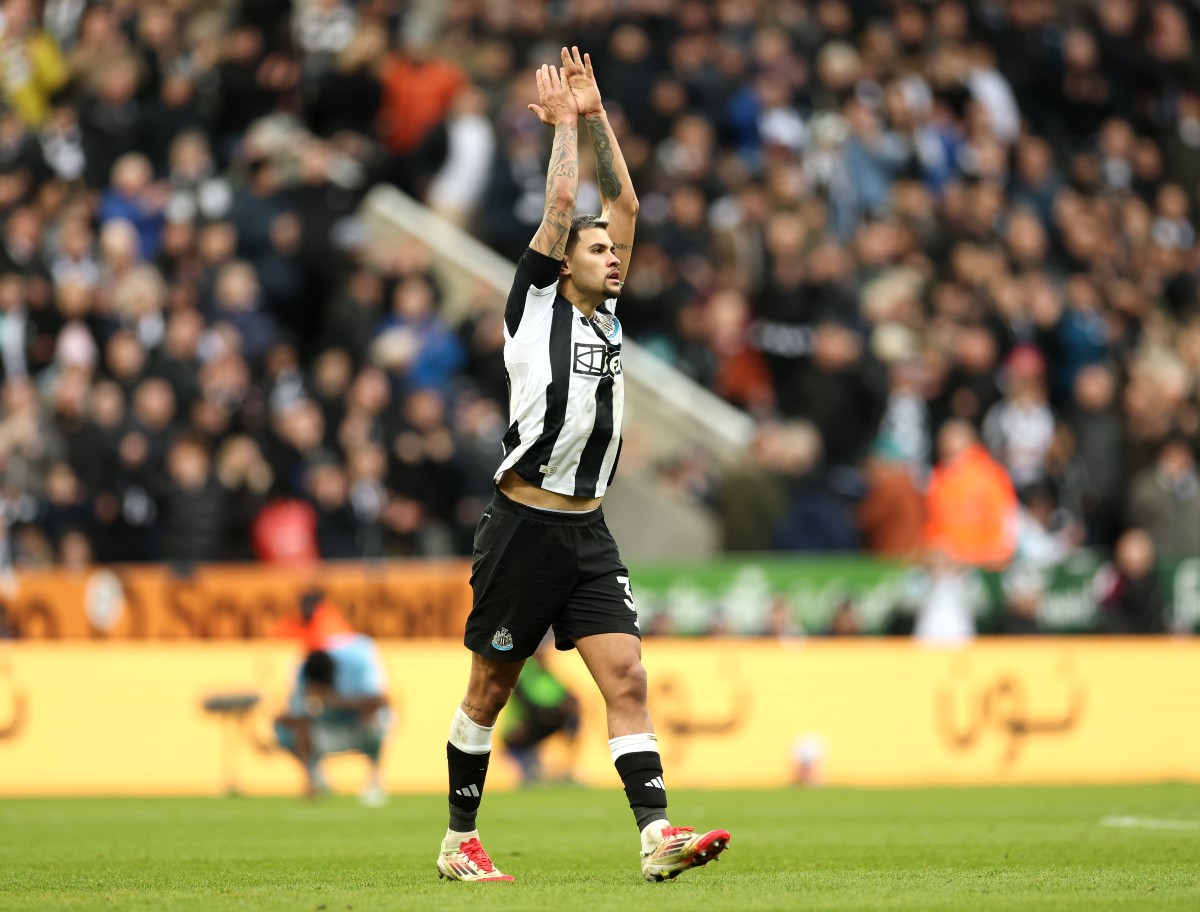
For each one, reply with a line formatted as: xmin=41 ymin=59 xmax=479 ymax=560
xmin=562 ymin=46 xmax=602 ymax=116
xmin=528 ymin=63 xmax=578 ymax=126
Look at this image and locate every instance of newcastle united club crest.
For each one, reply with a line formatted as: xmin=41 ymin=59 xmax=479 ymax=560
xmin=591 ymin=311 xmax=619 ymax=341
xmin=491 ymin=627 xmax=514 ymax=651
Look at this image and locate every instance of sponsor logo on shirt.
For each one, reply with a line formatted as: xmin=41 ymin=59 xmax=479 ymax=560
xmin=573 ymin=342 xmax=622 ymax=378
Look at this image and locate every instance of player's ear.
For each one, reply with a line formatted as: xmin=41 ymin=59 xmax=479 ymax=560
xmin=559 ymin=257 xmax=570 ymax=279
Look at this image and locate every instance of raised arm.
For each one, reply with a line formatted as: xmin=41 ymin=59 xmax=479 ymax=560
xmin=528 ymin=62 xmax=580 ymax=260
xmin=564 ymin=46 xmax=640 ymax=281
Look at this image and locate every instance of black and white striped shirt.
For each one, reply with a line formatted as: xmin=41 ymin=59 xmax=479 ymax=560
xmin=494 ymin=248 xmax=624 ymax=498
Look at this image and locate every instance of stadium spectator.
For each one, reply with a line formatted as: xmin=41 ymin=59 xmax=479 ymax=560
xmin=273 ymin=588 xmax=355 ymax=652
xmin=715 ymin=420 xmax=794 ymax=553
xmin=919 ymin=419 xmax=1020 ymax=642
xmin=0 ymin=0 xmax=68 ymax=127
xmin=251 ymin=498 xmax=320 ymax=566
xmin=376 ymin=28 xmax=467 ymax=196
xmin=97 ymin=153 xmax=166 ymax=262
xmin=426 ymin=86 xmax=497 ymax=230
xmin=913 ymin=547 xmax=980 ymax=645
xmin=306 ymin=22 xmax=387 ymax=140
xmin=768 ymin=420 xmax=860 ymax=553
xmin=56 ymin=525 xmax=93 ymax=569
xmin=1042 ymin=424 xmax=1090 ymax=541
xmin=997 ymin=564 xmax=1045 ymax=635
xmin=370 ymin=275 xmax=464 ymax=400
xmin=925 ymin=419 xmax=1018 ymax=570
xmin=1013 ymin=479 xmax=1079 ymax=569
xmin=1066 ymin=364 xmax=1124 ymax=545
xmin=214 ymin=434 xmax=273 ymax=560
xmin=1126 ymin=436 xmax=1200 ymax=559
xmin=1096 ymin=528 xmax=1168 ymax=634
xmin=717 ymin=419 xmax=858 ymax=553
xmin=306 ymin=450 xmax=361 ymax=559
xmin=982 ymin=344 xmax=1055 ymax=489
xmin=0 ymin=377 xmax=64 ymax=499
xmin=856 ymin=441 xmax=925 ymax=558
xmin=157 ymin=434 xmax=229 ymax=563
xmin=825 ymin=598 xmax=861 ymax=637
xmin=775 ymin=320 xmax=887 ymax=472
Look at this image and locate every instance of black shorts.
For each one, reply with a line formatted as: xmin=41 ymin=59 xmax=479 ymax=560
xmin=464 ymin=490 xmax=641 ymax=661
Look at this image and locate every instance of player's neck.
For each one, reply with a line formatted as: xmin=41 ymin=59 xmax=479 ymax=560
xmin=559 ymin=280 xmax=603 ymax=317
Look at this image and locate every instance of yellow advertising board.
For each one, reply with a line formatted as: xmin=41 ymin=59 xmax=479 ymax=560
xmin=0 ymin=639 xmax=1197 ymax=795
xmin=0 ymin=562 xmax=473 ymax=640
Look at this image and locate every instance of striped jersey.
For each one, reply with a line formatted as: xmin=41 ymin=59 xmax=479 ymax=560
xmin=494 ymin=247 xmax=624 ymax=498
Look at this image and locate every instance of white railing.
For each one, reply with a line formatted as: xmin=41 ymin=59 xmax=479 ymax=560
xmin=359 ymin=184 xmax=755 ymax=469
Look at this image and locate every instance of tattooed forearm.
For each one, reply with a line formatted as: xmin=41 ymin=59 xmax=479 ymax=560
xmin=535 ymin=121 xmax=579 ymax=259
xmin=545 ymin=121 xmax=579 ymax=199
xmin=586 ymin=114 xmax=623 ymax=201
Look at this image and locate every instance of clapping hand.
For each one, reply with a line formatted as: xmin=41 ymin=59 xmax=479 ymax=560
xmin=528 ymin=62 xmax=578 ymax=125
xmin=561 ymin=45 xmax=602 ymax=116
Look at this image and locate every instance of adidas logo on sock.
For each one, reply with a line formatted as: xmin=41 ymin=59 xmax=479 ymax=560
xmin=455 ymin=784 xmax=481 ymax=798
xmin=644 ymin=776 xmax=665 ymax=789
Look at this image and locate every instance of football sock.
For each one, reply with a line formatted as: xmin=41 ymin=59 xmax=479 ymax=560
xmin=610 ymin=733 xmax=668 ymax=833
xmin=447 ymin=707 xmax=494 ymax=833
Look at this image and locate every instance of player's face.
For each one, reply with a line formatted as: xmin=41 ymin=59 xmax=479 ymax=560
xmin=567 ymin=228 xmax=622 ymax=299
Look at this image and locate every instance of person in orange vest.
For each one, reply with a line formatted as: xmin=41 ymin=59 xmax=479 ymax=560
xmin=273 ymin=589 xmax=355 ymax=652
xmin=916 ymin=419 xmax=1018 ymax=642
xmin=924 ymin=419 xmax=1018 ymax=570
xmin=375 ymin=29 xmax=467 ymax=195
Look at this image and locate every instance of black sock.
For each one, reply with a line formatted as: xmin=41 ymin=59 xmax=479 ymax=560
xmin=447 ymin=742 xmax=490 ymax=832
xmin=614 ymin=750 xmax=668 ymax=832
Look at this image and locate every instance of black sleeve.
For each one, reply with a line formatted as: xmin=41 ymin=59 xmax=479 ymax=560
xmin=505 ymin=248 xmax=562 ymax=335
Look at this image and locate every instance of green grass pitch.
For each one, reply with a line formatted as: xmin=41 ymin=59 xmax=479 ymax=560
xmin=2 ymin=785 xmax=1199 ymax=911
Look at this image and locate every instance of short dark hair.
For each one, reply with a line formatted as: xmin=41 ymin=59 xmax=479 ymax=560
xmin=301 ymin=650 xmax=335 ymax=687
xmin=564 ymin=214 xmax=609 ymax=257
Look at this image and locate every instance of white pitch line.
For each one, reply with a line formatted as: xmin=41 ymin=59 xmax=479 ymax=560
xmin=1100 ymin=815 xmax=1200 ymax=831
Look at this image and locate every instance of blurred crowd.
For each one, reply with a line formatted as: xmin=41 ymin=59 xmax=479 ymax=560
xmin=1 ymin=0 xmax=1200 ymax=581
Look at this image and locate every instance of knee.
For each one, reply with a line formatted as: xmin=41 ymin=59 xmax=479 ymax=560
xmin=605 ymin=658 xmax=648 ymax=707
xmin=469 ymin=674 xmax=517 ymax=717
